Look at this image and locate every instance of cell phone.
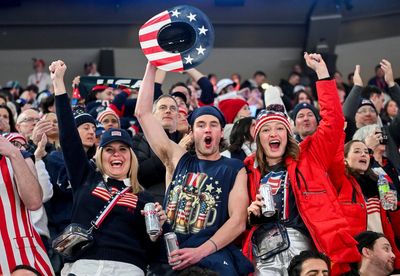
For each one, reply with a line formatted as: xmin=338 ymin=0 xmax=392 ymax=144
xmin=381 ymin=127 xmax=388 ymax=145
xmin=376 ymin=128 xmax=388 ymax=145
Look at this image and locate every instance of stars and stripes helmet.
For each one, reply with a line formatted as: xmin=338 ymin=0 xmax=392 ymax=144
xmin=139 ymin=5 xmax=214 ymax=72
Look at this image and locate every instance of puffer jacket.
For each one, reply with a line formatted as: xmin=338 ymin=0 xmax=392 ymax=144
xmin=242 ymin=80 xmax=361 ymax=276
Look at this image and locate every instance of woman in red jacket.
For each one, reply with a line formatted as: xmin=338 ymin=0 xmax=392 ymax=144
xmin=341 ymin=139 xmax=400 ymax=269
xmin=242 ymin=53 xmax=360 ymax=276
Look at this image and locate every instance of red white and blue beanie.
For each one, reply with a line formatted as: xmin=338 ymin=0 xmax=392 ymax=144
xmin=254 ymin=105 xmax=292 ymax=138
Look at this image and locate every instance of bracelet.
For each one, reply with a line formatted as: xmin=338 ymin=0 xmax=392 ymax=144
xmin=208 ymin=239 xmax=218 ymax=253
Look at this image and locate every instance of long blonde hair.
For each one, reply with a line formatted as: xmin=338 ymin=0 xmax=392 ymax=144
xmin=255 ymin=133 xmax=300 ymax=176
xmin=94 ymin=146 xmax=144 ymax=194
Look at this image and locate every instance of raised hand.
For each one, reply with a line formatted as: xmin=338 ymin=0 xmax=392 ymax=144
xmin=31 ymin=119 xmax=53 ymax=145
xmin=0 ymin=135 xmax=20 ymax=158
xmin=49 ymin=60 xmax=67 ymax=81
xmin=380 ymin=59 xmax=395 ymax=87
xmin=34 ymin=134 xmax=48 ymax=160
xmin=353 ymin=65 xmax=363 ymax=87
xmin=49 ymin=60 xmax=67 ymax=95
xmin=304 ymin=52 xmax=329 ymax=79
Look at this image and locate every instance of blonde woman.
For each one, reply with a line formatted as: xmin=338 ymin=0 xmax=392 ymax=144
xmin=50 ymin=60 xmax=166 ymax=276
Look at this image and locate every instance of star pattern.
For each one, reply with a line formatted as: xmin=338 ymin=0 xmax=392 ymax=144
xmin=198 ymin=25 xmax=208 ymax=35
xmin=196 ymin=45 xmax=206 ymax=55
xmin=184 ymin=55 xmax=194 ymax=64
xmin=140 ymin=5 xmax=214 ymax=71
xmin=216 ymin=187 xmax=222 ymax=194
xmin=171 ymin=9 xmax=181 ymax=17
xmin=187 ymin=12 xmax=197 ymax=22
xmin=205 ymin=184 xmax=214 ymax=193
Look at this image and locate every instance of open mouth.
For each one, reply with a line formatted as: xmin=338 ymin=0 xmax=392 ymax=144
xmin=204 ymin=136 xmax=212 ymax=148
xmin=111 ymin=160 xmax=123 ymax=168
xmin=269 ymin=140 xmax=281 ymax=150
xmin=359 ymin=159 xmax=367 ymax=165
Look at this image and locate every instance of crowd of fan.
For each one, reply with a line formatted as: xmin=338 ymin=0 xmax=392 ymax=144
xmin=0 ymin=55 xmax=399 ymax=276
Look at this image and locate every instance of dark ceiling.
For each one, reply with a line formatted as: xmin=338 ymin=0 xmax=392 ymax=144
xmin=0 ymin=0 xmax=400 ymax=50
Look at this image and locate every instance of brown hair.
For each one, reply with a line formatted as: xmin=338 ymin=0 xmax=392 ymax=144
xmin=256 ymin=132 xmax=300 ymax=176
xmin=344 ymin=140 xmax=378 ymax=181
xmin=95 ymin=147 xmax=144 ymax=194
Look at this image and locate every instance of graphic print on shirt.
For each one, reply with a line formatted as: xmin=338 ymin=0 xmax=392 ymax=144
xmin=260 ymin=170 xmax=289 ymax=220
xmin=166 ymin=172 xmax=219 ymax=234
xmin=92 ymin=186 xmax=138 ymax=209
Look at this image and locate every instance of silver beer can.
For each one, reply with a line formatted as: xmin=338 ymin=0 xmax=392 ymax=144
xmin=259 ymin=184 xmax=275 ymax=217
xmin=144 ymin=203 xmax=160 ymax=235
xmin=164 ymin=232 xmax=181 ymax=265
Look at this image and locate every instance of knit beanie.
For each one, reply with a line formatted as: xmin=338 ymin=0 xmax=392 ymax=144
xmin=188 ymin=106 xmax=226 ymax=128
xmin=73 ymin=108 xmax=96 ymax=128
xmin=291 ymin=103 xmax=320 ymax=125
xmin=357 ymin=98 xmax=378 ymax=114
xmin=97 ymin=108 xmax=120 ymax=127
xmin=218 ymin=98 xmax=248 ymax=124
xmin=255 ymin=105 xmax=292 ymax=138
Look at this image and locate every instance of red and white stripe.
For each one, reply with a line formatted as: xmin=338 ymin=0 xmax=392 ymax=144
xmin=139 ymin=10 xmax=184 ymax=72
xmin=93 ymin=187 xmax=131 ymax=228
xmin=366 ymin=196 xmax=381 ymax=215
xmin=254 ymin=114 xmax=292 ymax=138
xmin=92 ymin=187 xmax=138 ymax=209
xmin=0 ymin=157 xmax=53 ymax=276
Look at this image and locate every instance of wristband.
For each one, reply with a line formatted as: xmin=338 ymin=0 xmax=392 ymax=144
xmin=208 ymin=238 xmax=218 ymax=252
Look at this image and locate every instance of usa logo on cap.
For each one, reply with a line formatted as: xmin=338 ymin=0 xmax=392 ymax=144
xmin=111 ymin=130 xmax=122 ymax=136
xmin=139 ymin=5 xmax=214 ymax=72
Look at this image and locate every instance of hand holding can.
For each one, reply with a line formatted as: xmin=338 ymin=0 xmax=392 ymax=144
xmin=259 ymin=184 xmax=275 ymax=217
xmin=164 ymin=232 xmax=181 ymax=266
xmin=144 ymin=203 xmax=161 ymax=235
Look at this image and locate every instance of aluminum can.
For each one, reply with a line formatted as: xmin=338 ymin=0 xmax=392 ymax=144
xmin=259 ymin=184 xmax=275 ymax=217
xmin=164 ymin=232 xmax=181 ymax=265
xmin=144 ymin=203 xmax=160 ymax=235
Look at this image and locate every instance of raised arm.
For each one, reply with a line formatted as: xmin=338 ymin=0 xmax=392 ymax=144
xmin=0 ymin=136 xmax=42 ymax=210
xmin=134 ymin=62 xmax=185 ymax=169
xmin=186 ymin=68 xmax=214 ymax=106
xmin=303 ymin=53 xmax=344 ymax=170
xmin=50 ymin=60 xmax=90 ymax=190
xmin=343 ymin=65 xmax=363 ymax=118
xmin=381 ymin=59 xmax=400 ymax=106
xmin=171 ymin=167 xmax=249 ymax=270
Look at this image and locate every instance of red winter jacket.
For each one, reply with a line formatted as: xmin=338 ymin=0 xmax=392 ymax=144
xmin=242 ymin=80 xmax=361 ymax=276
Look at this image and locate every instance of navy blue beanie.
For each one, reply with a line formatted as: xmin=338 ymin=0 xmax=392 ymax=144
xmin=291 ymin=103 xmax=320 ymax=125
xmin=188 ymin=106 xmax=226 ymax=128
xmin=73 ymin=108 xmax=96 ymax=128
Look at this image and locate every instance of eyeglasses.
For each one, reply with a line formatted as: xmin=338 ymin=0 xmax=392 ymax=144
xmin=11 ymin=141 xmax=26 ymax=149
xmin=357 ymin=107 xmax=376 ymax=114
xmin=18 ymin=117 xmax=40 ymax=124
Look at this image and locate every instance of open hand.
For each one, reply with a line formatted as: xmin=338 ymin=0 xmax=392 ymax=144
xmin=380 ymin=59 xmax=395 ymax=87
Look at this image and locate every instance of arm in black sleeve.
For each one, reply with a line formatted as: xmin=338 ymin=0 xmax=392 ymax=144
xmin=387 ymin=83 xmax=400 ymax=107
xmin=343 ymin=85 xmax=362 ymax=118
xmin=198 ymin=76 xmax=215 ymax=105
xmin=154 ymin=82 xmax=163 ymax=100
xmin=389 ymin=113 xmax=400 ymax=146
xmin=55 ymin=93 xmax=90 ymax=190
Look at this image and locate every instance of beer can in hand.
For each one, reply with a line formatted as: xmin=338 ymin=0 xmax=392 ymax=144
xmin=164 ymin=232 xmax=181 ymax=266
xmin=144 ymin=203 xmax=160 ymax=235
xmin=259 ymin=184 xmax=275 ymax=217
